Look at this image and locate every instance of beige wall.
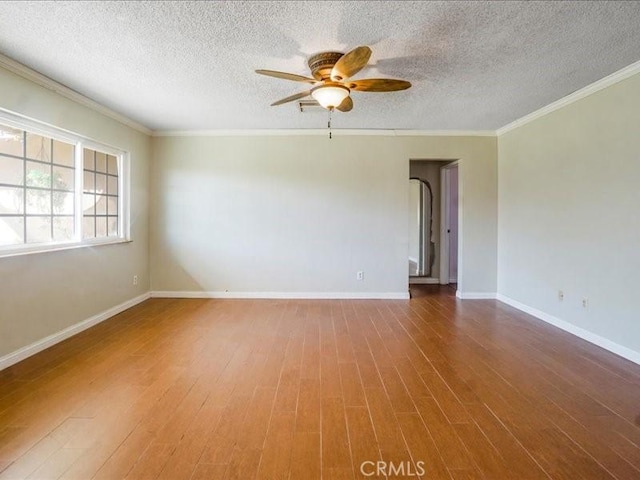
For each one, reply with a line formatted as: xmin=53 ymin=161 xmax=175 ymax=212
xmin=0 ymin=67 xmax=151 ymax=359
xmin=151 ymin=134 xmax=497 ymax=296
xmin=498 ymin=71 xmax=640 ymax=355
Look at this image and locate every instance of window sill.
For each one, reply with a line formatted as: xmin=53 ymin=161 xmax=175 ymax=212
xmin=0 ymin=238 xmax=132 ymax=259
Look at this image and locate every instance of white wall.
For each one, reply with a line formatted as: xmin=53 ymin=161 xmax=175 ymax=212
xmin=151 ymin=134 xmax=497 ymax=297
xmin=0 ymin=66 xmax=151 ymax=360
xmin=498 ymin=71 xmax=640 ymax=357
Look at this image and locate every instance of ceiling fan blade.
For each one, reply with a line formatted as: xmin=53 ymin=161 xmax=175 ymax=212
xmin=330 ymin=46 xmax=372 ymax=81
xmin=336 ymin=96 xmax=353 ymax=112
xmin=256 ymin=69 xmax=317 ymax=84
xmin=348 ymin=78 xmax=412 ymax=92
xmin=270 ymin=90 xmax=312 ymax=106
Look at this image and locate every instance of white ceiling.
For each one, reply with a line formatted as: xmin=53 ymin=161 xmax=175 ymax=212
xmin=0 ymin=1 xmax=639 ymax=132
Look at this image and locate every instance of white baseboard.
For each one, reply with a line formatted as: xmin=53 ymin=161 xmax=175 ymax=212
xmin=456 ymin=291 xmax=497 ymax=299
xmin=0 ymin=292 xmax=151 ymax=372
xmin=151 ymin=291 xmax=410 ymax=300
xmin=497 ymin=294 xmax=640 ymax=366
xmin=408 ymin=277 xmax=440 ymax=285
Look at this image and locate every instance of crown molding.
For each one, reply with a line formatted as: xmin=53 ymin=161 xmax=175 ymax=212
xmin=152 ymin=128 xmax=496 ymax=137
xmin=393 ymin=129 xmax=496 ymax=137
xmin=497 ymin=59 xmax=640 ymax=136
xmin=155 ymin=129 xmax=333 ymax=137
xmin=0 ymin=53 xmax=152 ymax=136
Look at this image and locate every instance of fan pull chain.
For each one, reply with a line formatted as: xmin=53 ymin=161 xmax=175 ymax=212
xmin=328 ymin=108 xmax=333 ymax=139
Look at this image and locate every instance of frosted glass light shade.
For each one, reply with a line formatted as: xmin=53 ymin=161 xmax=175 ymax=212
xmin=311 ymin=85 xmax=350 ymax=109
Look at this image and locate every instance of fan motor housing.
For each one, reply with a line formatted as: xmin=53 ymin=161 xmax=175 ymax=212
xmin=308 ymin=51 xmax=343 ymax=80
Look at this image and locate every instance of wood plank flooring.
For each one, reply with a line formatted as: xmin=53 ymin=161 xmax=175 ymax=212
xmin=1 ymin=286 xmax=639 ymax=479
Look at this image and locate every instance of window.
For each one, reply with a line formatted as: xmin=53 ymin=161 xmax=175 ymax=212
xmin=82 ymin=148 xmax=120 ymax=239
xmin=0 ymin=113 xmax=129 ymax=257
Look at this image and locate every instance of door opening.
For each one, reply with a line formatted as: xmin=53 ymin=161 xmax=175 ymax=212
xmin=409 ymin=159 xmax=456 ymax=286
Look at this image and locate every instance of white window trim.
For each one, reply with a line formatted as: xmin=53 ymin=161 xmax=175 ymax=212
xmin=0 ymin=109 xmax=131 ymax=258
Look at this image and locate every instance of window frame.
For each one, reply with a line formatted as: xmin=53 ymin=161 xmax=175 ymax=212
xmin=0 ymin=110 xmax=131 ymax=258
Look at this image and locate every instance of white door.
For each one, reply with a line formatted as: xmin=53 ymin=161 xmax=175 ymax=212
xmin=440 ymin=162 xmax=459 ymax=285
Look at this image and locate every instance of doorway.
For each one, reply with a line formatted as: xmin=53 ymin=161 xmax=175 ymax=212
xmin=408 ymin=160 xmax=443 ymax=285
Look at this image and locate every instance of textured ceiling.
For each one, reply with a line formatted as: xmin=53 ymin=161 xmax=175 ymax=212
xmin=0 ymin=1 xmax=639 ymax=132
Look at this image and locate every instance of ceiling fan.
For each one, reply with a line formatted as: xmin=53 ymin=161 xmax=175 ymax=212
xmin=256 ymin=46 xmax=411 ymax=112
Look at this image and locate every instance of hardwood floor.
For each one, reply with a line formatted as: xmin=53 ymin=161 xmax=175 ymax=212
xmin=1 ymin=287 xmax=639 ymax=479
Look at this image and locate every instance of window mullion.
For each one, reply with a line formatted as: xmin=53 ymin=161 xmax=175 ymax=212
xmin=118 ymin=154 xmax=123 ymax=238
xmin=49 ymin=138 xmax=54 ymax=241
xmin=22 ymin=131 xmax=27 ymax=243
xmin=74 ymin=141 xmax=83 ymax=241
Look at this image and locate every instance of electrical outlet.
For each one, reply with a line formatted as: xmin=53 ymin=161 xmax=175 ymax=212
xmin=133 ymin=275 xmax=138 ymax=286
xmin=558 ymin=290 xmax=564 ymax=301
xmin=356 ymin=271 xmax=364 ymax=281
xmin=582 ymin=297 xmax=589 ymax=308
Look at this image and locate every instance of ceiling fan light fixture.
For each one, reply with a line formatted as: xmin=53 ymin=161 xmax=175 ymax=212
xmin=311 ymin=85 xmax=350 ymax=110
xmin=257 ymin=46 xmax=411 ymax=112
